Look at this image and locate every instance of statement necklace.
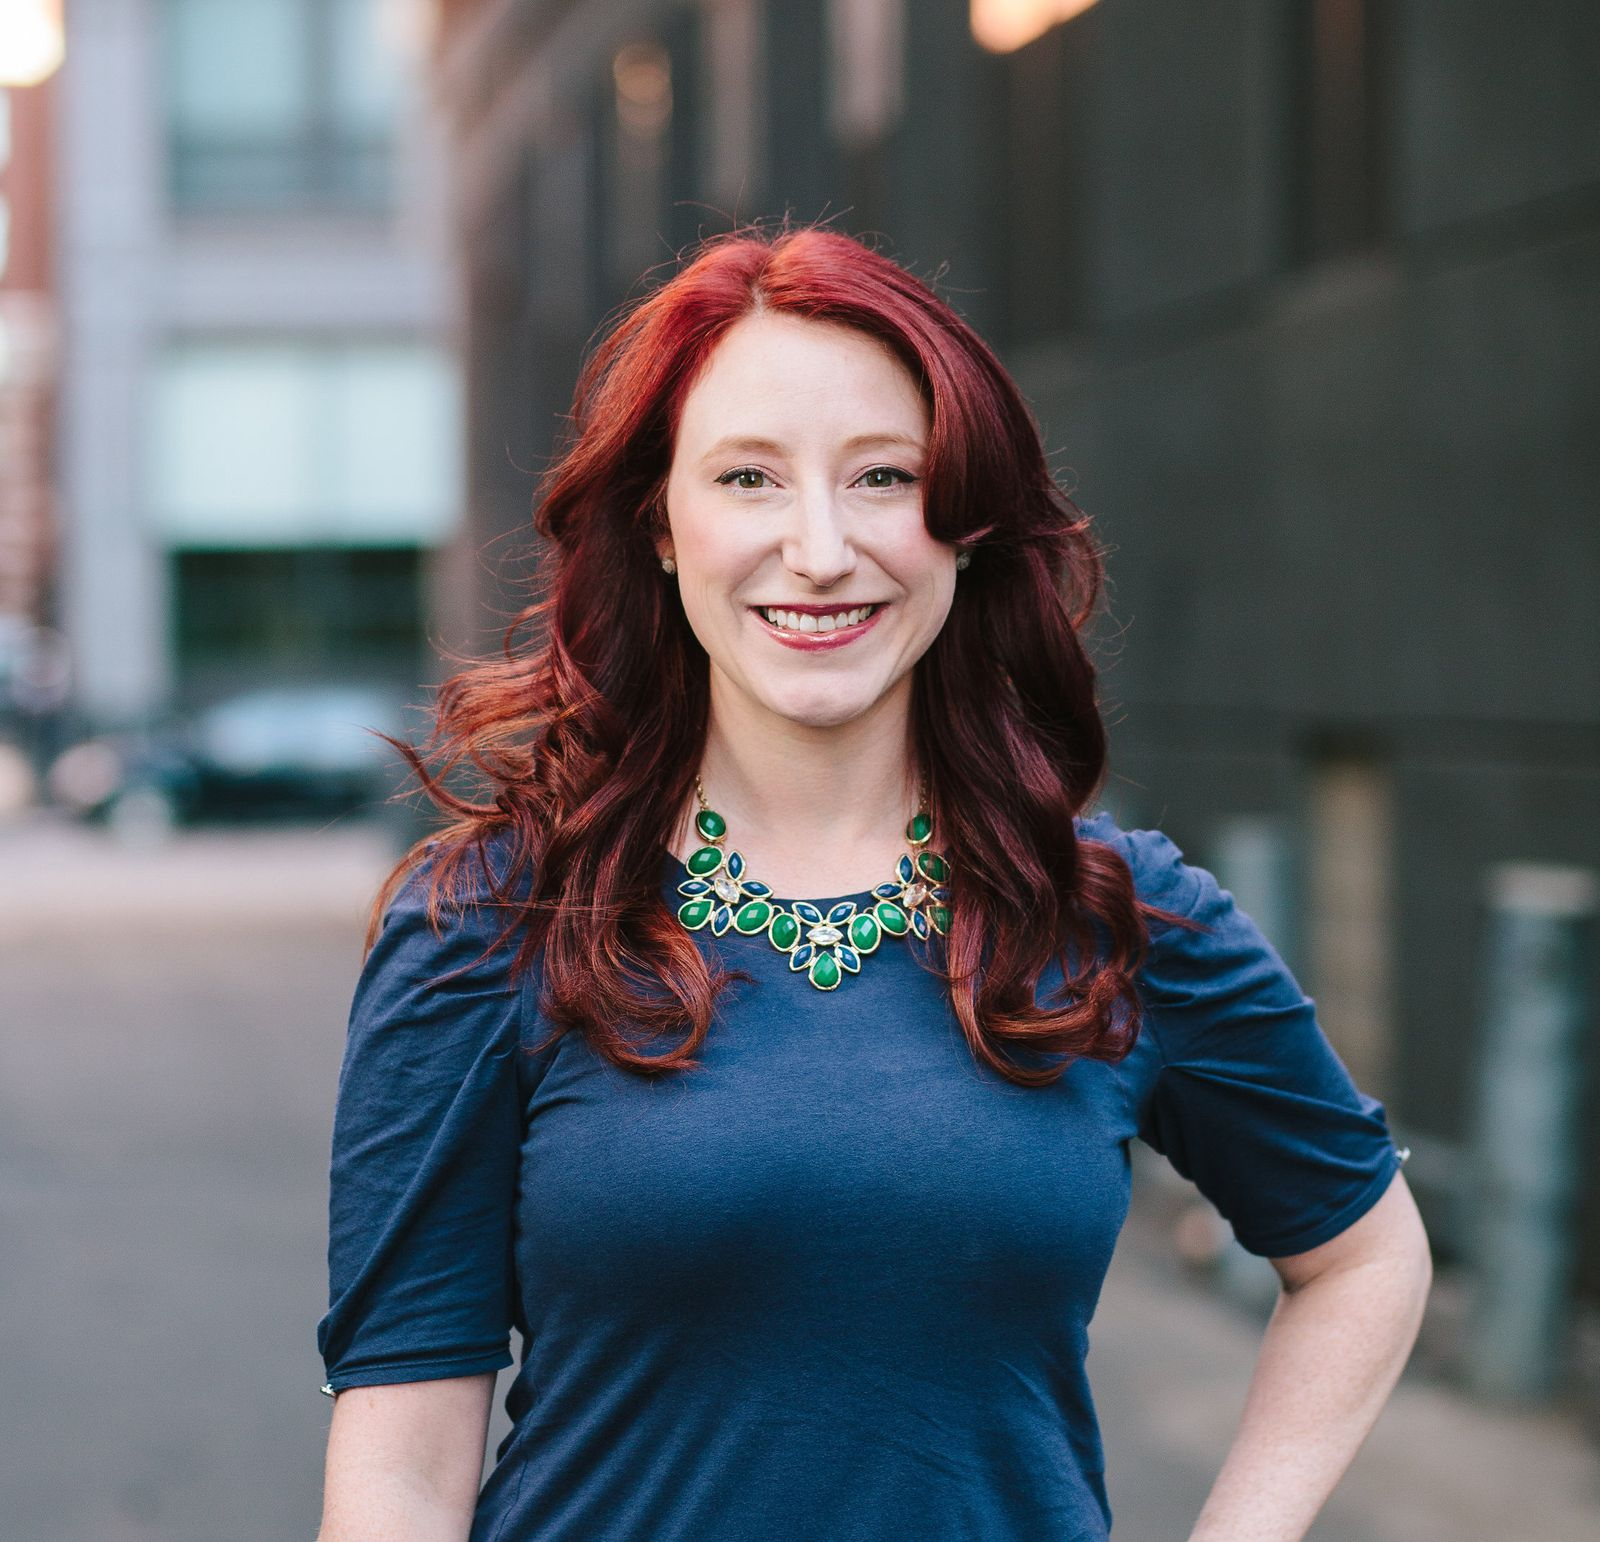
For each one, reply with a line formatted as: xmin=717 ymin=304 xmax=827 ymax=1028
xmin=674 ymin=776 xmax=952 ymax=991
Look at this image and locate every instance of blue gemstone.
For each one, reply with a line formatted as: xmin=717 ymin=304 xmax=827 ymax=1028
xmin=791 ymin=943 xmax=815 ymax=971
xmin=793 ymin=901 xmax=824 ymax=924
xmin=837 ymin=945 xmax=861 ymax=972
xmin=677 ymin=879 xmax=712 ymax=896
xmin=742 ymin=880 xmax=772 ymax=897
xmin=712 ymin=904 xmax=733 ymax=934
xmin=872 ymin=882 xmax=900 ymax=899
xmin=727 ymin=850 xmax=745 ymax=880
xmin=896 ymin=853 xmax=914 ymax=882
xmin=911 ymin=911 xmax=930 ymax=939
xmin=827 ymin=901 xmax=855 ymax=924
xmin=930 ymin=886 xmax=949 ymax=901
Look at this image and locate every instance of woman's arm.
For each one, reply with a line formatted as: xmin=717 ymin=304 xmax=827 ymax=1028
xmin=318 ymin=1373 xmax=495 ymax=1542
xmin=1187 ymin=1171 xmax=1433 ymax=1542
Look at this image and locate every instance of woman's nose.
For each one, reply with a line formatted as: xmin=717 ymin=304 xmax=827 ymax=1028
xmin=784 ymin=496 xmax=856 ymax=587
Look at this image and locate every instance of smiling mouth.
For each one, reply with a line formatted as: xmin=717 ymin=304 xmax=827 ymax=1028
xmin=753 ymin=603 xmax=884 ymax=635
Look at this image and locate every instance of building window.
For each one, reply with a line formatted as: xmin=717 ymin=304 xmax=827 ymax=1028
xmin=147 ymin=341 xmax=461 ymax=548
xmin=161 ymin=0 xmax=409 ymax=212
xmin=150 ymin=339 xmax=456 ymax=689
xmin=171 ymin=546 xmax=423 ymax=687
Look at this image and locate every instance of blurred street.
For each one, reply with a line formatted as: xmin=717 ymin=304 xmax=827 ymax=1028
xmin=1 ymin=821 xmax=1594 ymax=1540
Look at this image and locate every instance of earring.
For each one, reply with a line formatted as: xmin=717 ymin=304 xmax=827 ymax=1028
xmin=955 ymin=551 xmax=971 ymax=571
xmin=660 ymin=556 xmax=677 ymax=575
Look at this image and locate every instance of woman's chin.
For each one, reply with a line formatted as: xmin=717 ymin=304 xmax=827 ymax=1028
xmin=755 ymin=681 xmax=887 ymax=732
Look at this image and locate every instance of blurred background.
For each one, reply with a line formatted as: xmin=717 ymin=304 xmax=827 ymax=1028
xmin=1 ymin=0 xmax=1596 ymax=1536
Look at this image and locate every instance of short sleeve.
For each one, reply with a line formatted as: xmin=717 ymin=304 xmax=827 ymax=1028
xmin=316 ymin=848 xmax=525 ymax=1393
xmin=1113 ymin=822 xmax=1404 ymax=1259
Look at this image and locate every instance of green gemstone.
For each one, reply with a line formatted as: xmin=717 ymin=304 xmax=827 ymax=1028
xmin=686 ymin=845 xmax=724 ymax=877
xmin=906 ymin=811 xmax=933 ymax=845
xmin=809 ymin=951 xmax=841 ymax=990
xmin=677 ymin=897 xmax=713 ymax=929
xmin=916 ymin=850 xmax=950 ymax=882
xmin=931 ymin=905 xmax=951 ymax=935
xmin=734 ymin=899 xmax=772 ymax=934
xmin=769 ymin=911 xmax=801 ymax=951
xmin=848 ymin=912 xmax=881 ymax=953
xmin=875 ymin=901 xmax=909 ymax=936
xmin=694 ymin=808 xmax=727 ymax=841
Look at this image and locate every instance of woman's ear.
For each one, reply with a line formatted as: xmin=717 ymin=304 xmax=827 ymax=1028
xmin=649 ymin=489 xmax=673 ymax=566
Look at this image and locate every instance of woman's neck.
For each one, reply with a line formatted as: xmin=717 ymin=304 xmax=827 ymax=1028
xmin=675 ymin=672 xmax=921 ymax=899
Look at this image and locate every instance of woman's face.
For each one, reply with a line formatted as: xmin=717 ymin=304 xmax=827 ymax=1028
xmin=660 ymin=312 xmax=958 ymax=735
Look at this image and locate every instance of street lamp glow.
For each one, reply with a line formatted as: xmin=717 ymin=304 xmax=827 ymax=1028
xmin=0 ymin=0 xmax=65 ymax=88
xmin=971 ymin=0 xmax=1099 ymax=54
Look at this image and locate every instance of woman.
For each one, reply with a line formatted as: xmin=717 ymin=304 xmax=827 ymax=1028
xmin=316 ymin=224 xmax=1431 ymax=1541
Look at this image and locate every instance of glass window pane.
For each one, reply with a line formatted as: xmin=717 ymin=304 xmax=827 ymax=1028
xmin=327 ymin=347 xmax=461 ymax=543
xmin=150 ymin=348 xmax=319 ymax=544
xmin=149 ymin=344 xmax=460 ymax=547
xmin=329 ymin=0 xmax=407 ymax=138
xmin=165 ymin=0 xmax=311 ymax=138
xmin=172 ymin=547 xmax=423 ymax=688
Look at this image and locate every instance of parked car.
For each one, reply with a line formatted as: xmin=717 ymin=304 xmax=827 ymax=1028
xmin=47 ymin=685 xmax=414 ymax=834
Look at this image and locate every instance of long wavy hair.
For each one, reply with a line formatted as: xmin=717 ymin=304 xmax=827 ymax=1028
xmin=373 ymin=221 xmax=1195 ymax=1087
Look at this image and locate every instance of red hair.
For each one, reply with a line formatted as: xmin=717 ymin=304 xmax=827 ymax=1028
xmin=375 ymin=221 xmax=1194 ymax=1087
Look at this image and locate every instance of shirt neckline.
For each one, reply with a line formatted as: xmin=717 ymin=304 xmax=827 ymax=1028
xmin=661 ymin=848 xmax=878 ymax=910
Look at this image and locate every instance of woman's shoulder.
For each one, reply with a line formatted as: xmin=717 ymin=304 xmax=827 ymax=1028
xmin=1074 ymin=807 xmax=1205 ymax=922
xmin=371 ymin=824 xmax=535 ymax=984
xmin=341 ymin=825 xmax=540 ymax=1081
xmin=1076 ymin=807 xmax=1308 ymax=1013
xmin=390 ymin=823 xmax=530 ymax=909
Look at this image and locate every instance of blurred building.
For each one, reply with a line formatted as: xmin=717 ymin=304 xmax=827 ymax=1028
xmin=427 ymin=0 xmax=1600 ymax=1376
xmin=0 ymin=58 xmax=67 ymax=744
xmin=56 ymin=0 xmax=463 ymax=721
xmin=0 ymin=74 xmax=55 ymax=629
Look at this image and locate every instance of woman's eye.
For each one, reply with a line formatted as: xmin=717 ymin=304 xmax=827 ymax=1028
xmin=857 ymin=466 xmax=917 ymax=491
xmin=715 ymin=465 xmax=918 ymax=493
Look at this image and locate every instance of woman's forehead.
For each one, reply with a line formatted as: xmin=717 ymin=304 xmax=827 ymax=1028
xmin=677 ymin=316 xmax=928 ymax=450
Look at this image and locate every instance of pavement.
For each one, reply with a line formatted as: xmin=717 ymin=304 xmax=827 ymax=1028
xmin=0 ymin=815 xmax=1595 ymax=1540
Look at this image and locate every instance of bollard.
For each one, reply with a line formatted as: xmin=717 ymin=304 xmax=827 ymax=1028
xmin=1465 ymin=863 xmax=1596 ymax=1400
xmin=1212 ymin=813 xmax=1299 ymax=975
xmin=1210 ymin=816 xmax=1301 ymax=1312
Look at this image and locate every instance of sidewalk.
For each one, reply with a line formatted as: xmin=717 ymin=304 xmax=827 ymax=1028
xmin=0 ymin=810 xmax=401 ymax=938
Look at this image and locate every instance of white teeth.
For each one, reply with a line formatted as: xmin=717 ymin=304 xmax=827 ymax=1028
xmin=759 ymin=604 xmax=878 ymax=633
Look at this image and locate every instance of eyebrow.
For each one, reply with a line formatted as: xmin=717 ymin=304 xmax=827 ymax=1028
xmin=698 ymin=432 xmax=927 ymax=464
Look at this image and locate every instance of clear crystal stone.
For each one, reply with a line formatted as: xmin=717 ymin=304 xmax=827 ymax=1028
xmin=808 ymin=923 xmax=842 ymax=947
xmin=902 ymin=882 xmax=928 ymax=908
xmin=713 ymin=877 xmax=741 ymax=902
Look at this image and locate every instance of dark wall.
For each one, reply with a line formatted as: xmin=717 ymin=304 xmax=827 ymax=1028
xmin=439 ymin=0 xmax=1600 ymax=1290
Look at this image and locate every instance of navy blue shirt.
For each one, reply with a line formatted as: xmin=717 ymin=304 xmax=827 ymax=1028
xmin=319 ymin=811 xmax=1404 ymax=1540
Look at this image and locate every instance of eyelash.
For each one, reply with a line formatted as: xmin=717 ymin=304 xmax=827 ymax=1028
xmin=715 ymin=465 xmax=920 ymax=494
